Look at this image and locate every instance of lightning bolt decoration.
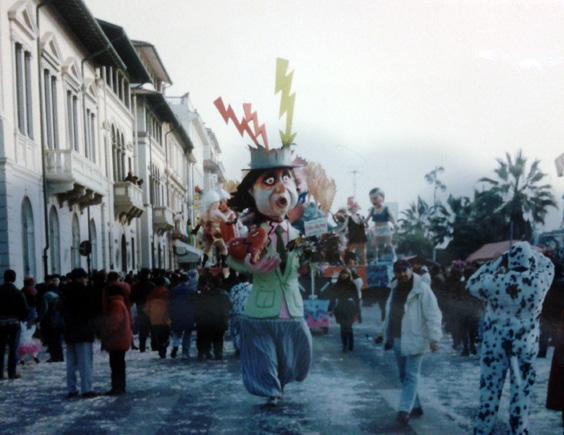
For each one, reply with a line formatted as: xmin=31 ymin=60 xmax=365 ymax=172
xmin=213 ymin=97 xmax=263 ymax=148
xmin=275 ymin=58 xmax=297 ymax=147
xmin=243 ymin=103 xmax=269 ymax=149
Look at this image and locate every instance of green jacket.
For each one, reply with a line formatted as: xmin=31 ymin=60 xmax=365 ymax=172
xmin=227 ymin=222 xmax=304 ymax=319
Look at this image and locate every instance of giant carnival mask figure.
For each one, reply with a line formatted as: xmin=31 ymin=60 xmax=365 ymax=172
xmin=214 ymin=58 xmax=312 ymax=407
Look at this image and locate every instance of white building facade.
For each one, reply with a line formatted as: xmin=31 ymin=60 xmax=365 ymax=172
xmin=0 ymin=0 xmax=201 ymax=283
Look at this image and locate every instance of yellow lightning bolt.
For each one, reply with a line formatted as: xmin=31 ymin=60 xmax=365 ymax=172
xmin=275 ymin=58 xmax=296 ymax=146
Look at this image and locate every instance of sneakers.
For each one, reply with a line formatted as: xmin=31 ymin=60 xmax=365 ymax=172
xmin=396 ymin=411 xmax=410 ymax=425
xmin=66 ymin=391 xmax=79 ymax=399
xmin=81 ymin=391 xmax=99 ymax=398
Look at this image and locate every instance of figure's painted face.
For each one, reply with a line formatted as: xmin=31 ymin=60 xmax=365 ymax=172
xmin=218 ymin=200 xmax=229 ymax=213
xmin=370 ymin=193 xmax=384 ymax=207
xmin=250 ymin=168 xmax=298 ymax=221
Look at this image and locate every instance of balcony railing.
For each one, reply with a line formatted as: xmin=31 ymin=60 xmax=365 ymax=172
xmin=114 ymin=181 xmax=144 ymax=223
xmin=153 ymin=206 xmax=174 ymax=233
xmin=45 ymin=148 xmax=106 ymax=196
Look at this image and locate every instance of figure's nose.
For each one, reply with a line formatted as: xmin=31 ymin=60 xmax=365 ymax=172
xmin=273 ymin=179 xmax=286 ymax=193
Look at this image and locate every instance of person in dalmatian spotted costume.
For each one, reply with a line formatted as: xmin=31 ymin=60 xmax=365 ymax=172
xmin=466 ymin=241 xmax=555 ymax=435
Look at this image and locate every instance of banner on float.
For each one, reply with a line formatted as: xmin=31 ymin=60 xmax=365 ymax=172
xmin=304 ymin=217 xmax=328 ymax=238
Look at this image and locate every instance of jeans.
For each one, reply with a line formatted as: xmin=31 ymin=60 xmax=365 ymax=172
xmin=0 ymin=321 xmax=20 ymax=378
xmin=393 ymin=338 xmax=423 ymax=413
xmin=171 ymin=326 xmax=193 ymax=357
xmin=66 ymin=342 xmax=94 ymax=394
xmin=109 ymin=350 xmax=126 ymax=393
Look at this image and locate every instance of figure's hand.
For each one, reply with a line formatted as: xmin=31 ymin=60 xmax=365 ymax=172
xmin=244 ymin=253 xmax=281 ymax=274
xmin=430 ymin=341 xmax=439 ymax=353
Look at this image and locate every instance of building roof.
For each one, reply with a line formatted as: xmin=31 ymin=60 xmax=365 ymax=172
xmin=50 ymin=0 xmax=125 ymax=70
xmin=131 ymin=40 xmax=172 ymax=85
xmin=96 ymin=19 xmax=151 ymax=83
xmin=135 ymin=89 xmax=192 ymax=152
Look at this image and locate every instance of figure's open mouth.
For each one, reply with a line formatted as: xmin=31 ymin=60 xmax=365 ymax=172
xmin=276 ymin=197 xmax=288 ymax=208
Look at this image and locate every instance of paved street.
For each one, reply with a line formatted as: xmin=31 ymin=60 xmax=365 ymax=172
xmin=0 ymin=306 xmax=558 ymax=434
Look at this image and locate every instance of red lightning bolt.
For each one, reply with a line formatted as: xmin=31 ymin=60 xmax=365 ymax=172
xmin=243 ymin=103 xmax=269 ymax=150
xmin=213 ymin=97 xmax=259 ymax=146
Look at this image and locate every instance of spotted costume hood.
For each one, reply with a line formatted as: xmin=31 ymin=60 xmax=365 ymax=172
xmin=466 ymin=241 xmax=555 ymax=319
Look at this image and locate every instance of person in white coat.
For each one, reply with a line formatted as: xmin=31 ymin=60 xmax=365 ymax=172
xmin=383 ymin=259 xmax=443 ymax=425
xmin=466 ymin=241 xmax=554 ymax=435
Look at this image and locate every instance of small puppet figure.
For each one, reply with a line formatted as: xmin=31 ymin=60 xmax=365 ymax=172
xmin=345 ymin=197 xmax=368 ymax=265
xmin=466 ymin=242 xmax=555 ymax=435
xmin=216 ymin=188 xmax=239 ymax=244
xmin=227 ymin=146 xmax=312 ymax=406
xmin=367 ymin=188 xmax=397 ymax=262
xmin=199 ymin=190 xmax=228 ymax=268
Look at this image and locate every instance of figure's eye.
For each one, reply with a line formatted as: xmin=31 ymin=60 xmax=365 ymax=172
xmin=264 ymin=176 xmax=276 ymax=186
xmin=282 ymin=174 xmax=291 ymax=183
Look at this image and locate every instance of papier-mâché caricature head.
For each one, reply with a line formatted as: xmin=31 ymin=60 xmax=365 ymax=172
xmin=369 ymin=188 xmax=385 ymax=207
xmin=250 ymin=167 xmax=298 ymax=222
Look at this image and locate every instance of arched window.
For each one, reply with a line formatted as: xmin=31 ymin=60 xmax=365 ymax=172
xmin=111 ymin=126 xmax=118 ymax=181
xmin=49 ymin=206 xmax=60 ymax=274
xmin=21 ymin=198 xmax=36 ymax=278
xmin=120 ymin=132 xmax=125 ymax=179
xmin=121 ymin=234 xmax=127 ymax=273
xmin=89 ymin=219 xmax=97 ymax=270
xmin=71 ymin=214 xmax=80 ymax=269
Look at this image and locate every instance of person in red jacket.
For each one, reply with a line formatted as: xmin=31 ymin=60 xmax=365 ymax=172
xmin=144 ymin=277 xmax=170 ymax=359
xmin=102 ymin=284 xmax=133 ymax=395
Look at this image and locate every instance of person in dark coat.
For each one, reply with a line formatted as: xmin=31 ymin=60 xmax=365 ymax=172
xmin=169 ymin=270 xmax=198 ymax=359
xmin=60 ymin=268 xmax=98 ymax=398
xmin=547 ymin=304 xmax=564 ymax=427
xmin=22 ymin=277 xmax=39 ymax=324
xmin=196 ymin=272 xmax=232 ymax=361
xmin=40 ymin=275 xmax=64 ymax=362
xmin=144 ymin=277 xmax=170 ymax=359
xmin=131 ymin=269 xmax=155 ymax=352
xmin=328 ymin=268 xmax=360 ymax=352
xmin=0 ymin=269 xmax=28 ymax=379
xmin=101 ymin=284 xmax=133 ymax=395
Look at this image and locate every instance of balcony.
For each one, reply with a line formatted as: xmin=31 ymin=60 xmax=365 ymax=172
xmin=153 ymin=206 xmax=174 ymax=234
xmin=45 ymin=148 xmax=105 ymax=208
xmin=114 ymin=181 xmax=144 ymax=223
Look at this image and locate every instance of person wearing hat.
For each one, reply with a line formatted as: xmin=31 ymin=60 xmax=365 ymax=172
xmin=383 ymin=259 xmax=442 ymax=425
xmin=227 ymin=145 xmax=312 ymax=406
xmin=60 ymin=268 xmax=98 ymax=398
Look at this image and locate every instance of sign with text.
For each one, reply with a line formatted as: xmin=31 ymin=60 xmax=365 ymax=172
xmin=304 ymin=217 xmax=328 ymax=237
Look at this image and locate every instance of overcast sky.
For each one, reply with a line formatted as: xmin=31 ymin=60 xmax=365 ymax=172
xmin=88 ymin=0 xmax=563 ymax=230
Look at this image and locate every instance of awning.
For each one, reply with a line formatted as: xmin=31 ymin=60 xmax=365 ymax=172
xmin=173 ymin=240 xmax=202 ymax=264
xmin=466 ymin=240 xmax=543 ymax=263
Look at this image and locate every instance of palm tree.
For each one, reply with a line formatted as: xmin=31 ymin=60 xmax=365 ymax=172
xmin=479 ymin=150 xmax=557 ymax=241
